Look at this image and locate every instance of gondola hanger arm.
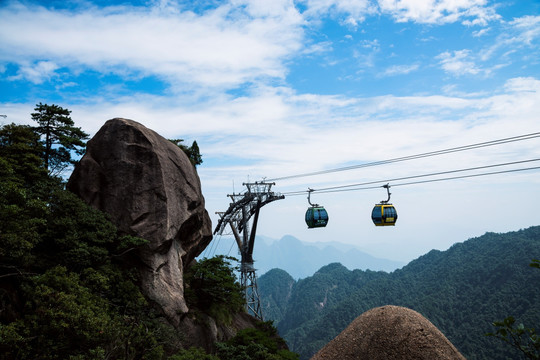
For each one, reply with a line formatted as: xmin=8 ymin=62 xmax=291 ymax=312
xmin=381 ymin=183 xmax=391 ymax=204
xmin=307 ymin=188 xmax=319 ymax=207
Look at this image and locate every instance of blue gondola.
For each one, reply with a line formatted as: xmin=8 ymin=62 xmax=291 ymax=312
xmin=305 ymin=188 xmax=328 ymax=228
xmin=306 ymin=206 xmax=329 ymax=228
xmin=372 ymin=184 xmax=398 ymax=226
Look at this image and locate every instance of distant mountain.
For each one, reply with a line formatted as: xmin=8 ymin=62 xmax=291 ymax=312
xmin=206 ymin=234 xmax=404 ymax=279
xmin=258 ymin=226 xmax=540 ymax=360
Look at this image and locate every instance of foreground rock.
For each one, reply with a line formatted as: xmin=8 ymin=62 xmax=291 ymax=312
xmin=311 ymin=305 xmax=466 ymax=360
xmin=67 ymin=118 xmax=212 ymax=326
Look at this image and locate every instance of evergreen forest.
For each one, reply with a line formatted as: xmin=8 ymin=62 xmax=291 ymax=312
xmin=259 ymin=227 xmax=540 ymax=360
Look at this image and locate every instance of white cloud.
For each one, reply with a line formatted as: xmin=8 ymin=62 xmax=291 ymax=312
xmin=504 ymin=77 xmax=540 ymax=93
xmin=460 ymin=4 xmax=500 ymax=26
xmin=378 ymin=0 xmax=500 ymax=25
xmin=480 ymin=15 xmax=540 ymax=62
xmin=8 ymin=60 xmax=59 ymax=84
xmin=509 ymin=15 xmax=540 ymax=45
xmin=381 ymin=63 xmax=419 ymax=76
xmin=472 ymin=27 xmax=490 ymax=37
xmin=6 ymin=77 xmax=532 ymax=178
xmin=351 ymin=38 xmax=381 ymax=68
xmin=302 ymin=40 xmax=333 ymax=55
xmin=437 ymin=49 xmax=483 ymax=76
xmin=299 ymin=0 xmax=377 ymax=27
xmin=0 ymin=1 xmax=304 ymax=91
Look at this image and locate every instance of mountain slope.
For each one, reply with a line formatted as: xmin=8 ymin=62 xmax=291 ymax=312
xmin=259 ymin=226 xmax=540 ymax=360
xmin=258 ymin=268 xmax=296 ymax=324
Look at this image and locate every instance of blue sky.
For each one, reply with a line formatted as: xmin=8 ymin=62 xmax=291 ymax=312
xmin=1 ymin=0 xmax=540 ymax=263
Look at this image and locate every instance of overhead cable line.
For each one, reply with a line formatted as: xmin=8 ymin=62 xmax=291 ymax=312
xmin=281 ymin=158 xmax=540 ymax=196
xmin=313 ymin=166 xmax=540 ymax=194
xmin=266 ymin=131 xmax=540 ymax=182
xmin=385 ymin=165 xmax=540 ymax=189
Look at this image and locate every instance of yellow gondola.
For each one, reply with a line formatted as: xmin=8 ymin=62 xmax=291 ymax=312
xmin=371 ymin=203 xmax=397 ymax=226
xmin=372 ymin=184 xmax=398 ymax=226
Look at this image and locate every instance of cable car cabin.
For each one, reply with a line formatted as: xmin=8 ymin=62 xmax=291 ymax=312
xmin=371 ymin=204 xmax=397 ymax=226
xmin=305 ymin=206 xmax=329 ymax=228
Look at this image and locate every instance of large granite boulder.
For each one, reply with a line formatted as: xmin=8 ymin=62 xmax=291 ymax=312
xmin=311 ymin=305 xmax=466 ymax=360
xmin=67 ymin=118 xmax=212 ymax=326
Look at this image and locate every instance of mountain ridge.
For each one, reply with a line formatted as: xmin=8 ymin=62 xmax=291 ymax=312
xmin=208 ymin=234 xmax=405 ymax=279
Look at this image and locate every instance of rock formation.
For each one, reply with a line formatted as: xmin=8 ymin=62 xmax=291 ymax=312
xmin=310 ymin=305 xmax=466 ymax=360
xmin=67 ymin=118 xmax=212 ymax=326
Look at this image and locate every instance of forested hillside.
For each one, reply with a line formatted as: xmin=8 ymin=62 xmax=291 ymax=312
xmin=259 ymin=227 xmax=540 ymax=360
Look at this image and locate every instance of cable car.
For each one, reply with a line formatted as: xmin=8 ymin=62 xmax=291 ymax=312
xmin=306 ymin=206 xmax=329 ymax=228
xmin=371 ymin=204 xmax=397 ymax=226
xmin=305 ymin=188 xmax=328 ymax=228
xmin=372 ymin=184 xmax=397 ymax=226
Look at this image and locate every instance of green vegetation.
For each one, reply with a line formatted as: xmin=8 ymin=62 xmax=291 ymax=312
xmin=1 ymin=106 xmax=295 ymax=360
xmin=487 ymin=259 xmax=540 ymax=359
xmin=31 ymin=103 xmax=89 ymax=175
xmin=258 ymin=269 xmax=296 ymax=324
xmin=171 ymin=322 xmax=299 ymax=360
xmin=0 ymin=115 xmax=178 ymax=359
xmin=169 ymin=139 xmax=203 ymax=167
xmin=184 ymin=256 xmax=245 ymax=324
xmin=215 ymin=321 xmax=299 ymax=360
xmin=259 ymin=227 xmax=540 ymax=360
xmin=488 ymin=315 xmax=540 ymax=360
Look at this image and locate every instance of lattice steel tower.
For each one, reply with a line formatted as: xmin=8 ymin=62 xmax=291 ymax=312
xmin=214 ymin=181 xmax=284 ymax=320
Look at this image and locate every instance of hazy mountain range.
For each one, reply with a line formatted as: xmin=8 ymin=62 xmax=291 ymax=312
xmin=205 ymin=234 xmax=405 ymax=279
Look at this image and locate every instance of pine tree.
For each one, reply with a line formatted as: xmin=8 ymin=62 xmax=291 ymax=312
xmin=31 ymin=103 xmax=89 ymax=175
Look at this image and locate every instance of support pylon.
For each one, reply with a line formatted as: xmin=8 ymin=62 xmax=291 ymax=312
xmin=241 ymin=265 xmax=262 ymax=319
xmin=214 ymin=181 xmax=284 ymax=320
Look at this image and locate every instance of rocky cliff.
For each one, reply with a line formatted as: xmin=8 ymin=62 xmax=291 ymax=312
xmin=67 ymin=118 xmax=261 ymax=350
xmin=68 ymin=118 xmax=212 ymax=326
xmin=311 ymin=305 xmax=466 ymax=360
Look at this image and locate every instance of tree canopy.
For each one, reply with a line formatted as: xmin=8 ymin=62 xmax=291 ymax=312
xmin=487 ymin=259 xmax=540 ymax=359
xmin=169 ymin=139 xmax=203 ymax=167
xmin=31 ymin=103 xmax=89 ymax=175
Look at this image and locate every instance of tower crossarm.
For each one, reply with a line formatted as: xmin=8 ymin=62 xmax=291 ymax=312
xmin=237 ymin=192 xmax=284 ymax=233
xmin=214 ymin=194 xmax=254 ymax=235
xmin=213 ymin=182 xmax=284 ymax=235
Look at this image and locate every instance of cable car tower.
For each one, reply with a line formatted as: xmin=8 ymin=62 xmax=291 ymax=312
xmin=214 ymin=181 xmax=284 ymax=320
